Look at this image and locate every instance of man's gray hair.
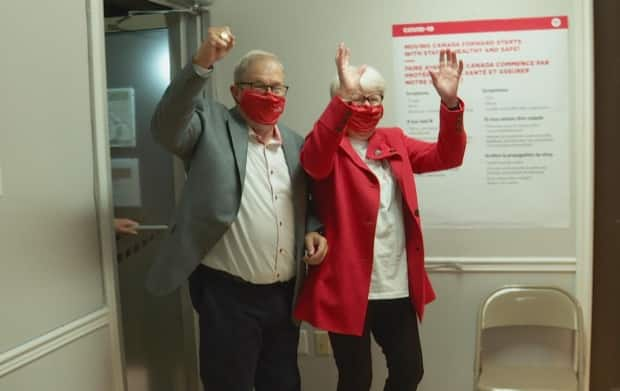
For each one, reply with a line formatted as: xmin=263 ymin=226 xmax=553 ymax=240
xmin=233 ymin=50 xmax=283 ymax=83
xmin=329 ymin=66 xmax=386 ymax=97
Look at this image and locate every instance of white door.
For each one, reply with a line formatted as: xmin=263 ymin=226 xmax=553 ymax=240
xmin=0 ymin=1 xmax=125 ymax=390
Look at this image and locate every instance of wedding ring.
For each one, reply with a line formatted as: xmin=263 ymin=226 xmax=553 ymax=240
xmin=220 ymin=31 xmax=229 ymax=41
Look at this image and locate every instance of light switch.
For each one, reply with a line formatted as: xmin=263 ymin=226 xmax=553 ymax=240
xmin=314 ymin=330 xmax=332 ymax=356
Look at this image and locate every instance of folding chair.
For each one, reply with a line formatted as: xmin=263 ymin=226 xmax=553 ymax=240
xmin=474 ymin=286 xmax=584 ymax=391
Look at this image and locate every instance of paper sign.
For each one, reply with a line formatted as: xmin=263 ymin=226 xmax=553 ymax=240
xmin=111 ymin=158 xmax=141 ymax=207
xmin=392 ymin=16 xmax=570 ymax=228
xmin=108 ymin=88 xmax=137 ymax=148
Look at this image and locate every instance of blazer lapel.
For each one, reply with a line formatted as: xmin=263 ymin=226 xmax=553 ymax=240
xmin=279 ymin=127 xmax=299 ymax=179
xmin=228 ymin=107 xmax=249 ymax=187
xmin=279 ymin=126 xmax=307 ymax=260
xmin=339 ymin=135 xmax=374 ymax=175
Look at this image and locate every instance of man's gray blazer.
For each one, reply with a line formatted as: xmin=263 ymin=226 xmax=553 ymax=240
xmin=145 ymin=63 xmax=313 ymax=302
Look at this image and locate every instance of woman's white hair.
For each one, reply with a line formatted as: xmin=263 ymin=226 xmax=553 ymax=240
xmin=329 ymin=65 xmax=386 ymax=97
xmin=234 ymin=50 xmax=283 ymax=83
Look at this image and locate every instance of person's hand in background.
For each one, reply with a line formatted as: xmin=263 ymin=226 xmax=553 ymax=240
xmin=114 ymin=218 xmax=139 ymax=235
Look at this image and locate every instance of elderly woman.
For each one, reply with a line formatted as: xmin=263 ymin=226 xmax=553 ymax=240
xmin=294 ymin=43 xmax=467 ymax=391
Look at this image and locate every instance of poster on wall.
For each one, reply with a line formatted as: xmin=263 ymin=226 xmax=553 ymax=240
xmin=111 ymin=158 xmax=142 ymax=207
xmin=392 ymin=16 xmax=570 ymax=228
xmin=107 ymin=87 xmax=137 ymax=147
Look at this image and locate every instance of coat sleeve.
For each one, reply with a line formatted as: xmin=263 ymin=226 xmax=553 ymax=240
xmin=300 ymin=96 xmax=352 ymax=180
xmin=292 ymin=133 xmax=324 ymax=235
xmin=150 ymin=63 xmax=223 ymax=161
xmin=305 ymin=193 xmax=324 ymax=234
xmin=404 ymin=99 xmax=467 ymax=174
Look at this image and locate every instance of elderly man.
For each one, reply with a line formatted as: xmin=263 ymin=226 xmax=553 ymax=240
xmin=146 ymin=26 xmax=327 ymax=391
xmin=294 ymin=44 xmax=467 ymax=391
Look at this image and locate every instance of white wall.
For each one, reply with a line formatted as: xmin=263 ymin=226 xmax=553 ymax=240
xmin=0 ymin=1 xmax=124 ymax=389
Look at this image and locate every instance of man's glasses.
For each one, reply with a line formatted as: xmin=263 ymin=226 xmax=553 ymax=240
xmin=237 ymin=82 xmax=289 ymax=97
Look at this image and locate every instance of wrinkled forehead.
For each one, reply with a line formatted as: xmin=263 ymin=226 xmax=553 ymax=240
xmin=360 ymin=86 xmax=384 ymax=96
xmin=241 ymin=57 xmax=285 ymax=83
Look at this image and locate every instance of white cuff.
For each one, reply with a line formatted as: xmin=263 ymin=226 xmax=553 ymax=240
xmin=192 ymin=63 xmax=213 ymax=78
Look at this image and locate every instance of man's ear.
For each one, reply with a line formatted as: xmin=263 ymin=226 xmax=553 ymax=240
xmin=230 ymin=84 xmax=241 ymax=104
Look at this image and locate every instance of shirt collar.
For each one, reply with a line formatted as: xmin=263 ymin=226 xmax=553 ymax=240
xmin=249 ymin=125 xmax=282 ymax=147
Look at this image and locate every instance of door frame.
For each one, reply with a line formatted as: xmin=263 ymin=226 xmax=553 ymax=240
xmin=88 ymin=0 xmax=126 ymax=388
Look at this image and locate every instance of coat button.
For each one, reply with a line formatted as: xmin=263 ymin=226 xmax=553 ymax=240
xmin=374 ymin=149 xmax=381 ymax=156
xmin=414 ymin=209 xmax=420 ymax=217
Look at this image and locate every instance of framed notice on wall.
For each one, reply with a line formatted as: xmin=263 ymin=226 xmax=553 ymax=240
xmin=392 ymin=16 xmax=570 ymax=228
xmin=107 ymin=87 xmax=137 ymax=148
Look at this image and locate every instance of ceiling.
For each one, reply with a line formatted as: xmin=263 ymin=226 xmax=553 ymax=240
xmin=104 ymin=0 xmax=170 ymax=17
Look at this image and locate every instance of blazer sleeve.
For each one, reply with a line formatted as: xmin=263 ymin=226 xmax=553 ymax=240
xmin=405 ymin=99 xmax=467 ymax=174
xmin=305 ymin=193 xmax=324 ymax=234
xmin=300 ymin=96 xmax=352 ymax=180
xmin=150 ymin=63 xmax=221 ymax=161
